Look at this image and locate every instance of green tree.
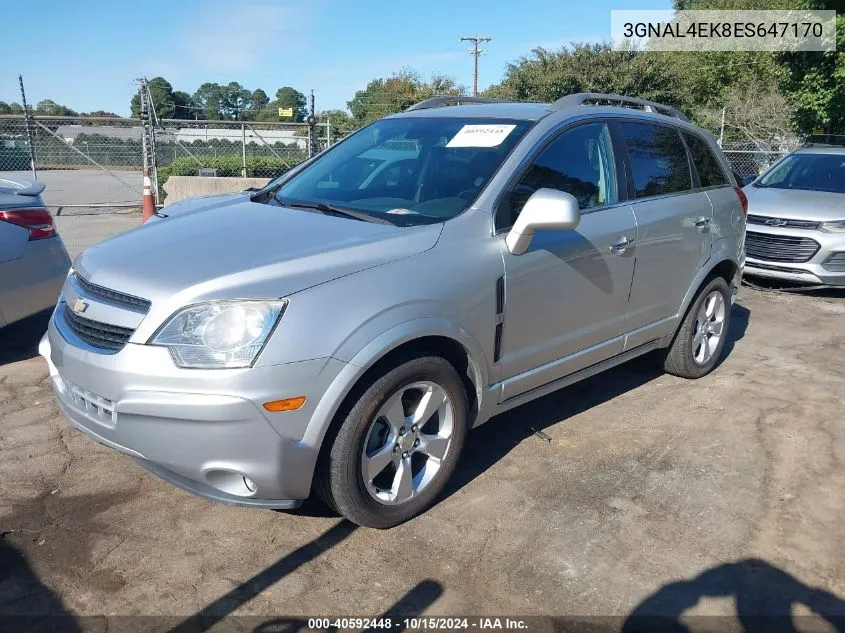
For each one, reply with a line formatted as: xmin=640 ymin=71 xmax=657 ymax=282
xmin=672 ymin=0 xmax=845 ymax=134
xmin=779 ymin=13 xmax=845 ymax=133
xmin=192 ymin=82 xmax=256 ymax=120
xmin=274 ymin=87 xmax=307 ymax=122
xmin=0 ymin=102 xmax=10 ymax=115
xmin=171 ymin=91 xmax=197 ymax=119
xmin=130 ymin=77 xmax=177 ymax=119
xmin=318 ymin=109 xmax=356 ymax=136
xmin=192 ymin=82 xmax=226 ymax=120
xmin=347 ymin=69 xmax=466 ymax=124
xmin=82 ymin=110 xmax=120 ymax=117
xmin=486 ymin=44 xmax=692 ymax=111
xmin=224 ymin=81 xmax=252 ymax=120
xmin=248 ymin=89 xmax=270 ymax=119
xmin=34 ymin=99 xmax=78 ymax=116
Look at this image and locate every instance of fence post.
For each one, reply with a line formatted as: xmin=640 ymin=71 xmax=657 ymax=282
xmin=241 ymin=123 xmax=247 ymax=178
xmin=18 ymin=75 xmax=37 ymax=179
xmin=327 ymin=119 xmax=332 ymax=147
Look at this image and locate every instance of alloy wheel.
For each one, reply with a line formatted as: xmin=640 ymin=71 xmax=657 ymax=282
xmin=361 ymin=381 xmax=455 ymax=505
xmin=692 ymin=290 xmax=726 ymax=365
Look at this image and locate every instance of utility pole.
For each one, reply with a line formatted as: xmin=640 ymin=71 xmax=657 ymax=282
xmin=460 ymin=36 xmax=492 ymax=97
xmin=307 ymin=89 xmax=317 ymax=158
xmin=139 ymin=79 xmax=151 ymax=177
xmin=18 ymin=75 xmax=37 ymax=179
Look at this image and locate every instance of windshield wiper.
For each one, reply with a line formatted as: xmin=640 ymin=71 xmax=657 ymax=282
xmin=279 ymin=198 xmax=395 ymax=225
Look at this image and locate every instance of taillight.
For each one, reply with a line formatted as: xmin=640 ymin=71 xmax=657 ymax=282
xmin=733 ymin=186 xmax=748 ymax=217
xmin=0 ymin=207 xmax=56 ymax=240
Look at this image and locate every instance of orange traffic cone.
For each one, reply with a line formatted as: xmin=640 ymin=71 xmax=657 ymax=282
xmin=142 ymin=169 xmax=155 ymax=223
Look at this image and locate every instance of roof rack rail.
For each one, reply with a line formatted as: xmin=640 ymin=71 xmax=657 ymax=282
xmin=551 ymin=93 xmax=690 ymax=123
xmin=405 ymin=96 xmax=510 ymax=112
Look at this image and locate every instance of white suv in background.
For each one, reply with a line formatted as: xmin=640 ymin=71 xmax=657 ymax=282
xmin=743 ymin=145 xmax=845 ymax=287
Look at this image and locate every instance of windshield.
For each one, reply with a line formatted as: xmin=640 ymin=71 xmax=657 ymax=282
xmin=757 ymin=152 xmax=845 ymax=194
xmin=265 ymin=117 xmax=534 ymax=225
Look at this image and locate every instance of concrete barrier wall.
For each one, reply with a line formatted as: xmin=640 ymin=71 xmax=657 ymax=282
xmin=163 ymin=176 xmax=271 ymax=206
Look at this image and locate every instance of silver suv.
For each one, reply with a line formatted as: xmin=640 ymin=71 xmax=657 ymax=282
xmin=742 ymin=144 xmax=845 ymax=287
xmin=41 ymin=94 xmax=746 ymax=528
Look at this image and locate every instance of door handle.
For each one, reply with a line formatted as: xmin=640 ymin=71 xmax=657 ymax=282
xmin=609 ymin=236 xmax=635 ymax=254
xmin=693 ymin=216 xmax=712 ymax=229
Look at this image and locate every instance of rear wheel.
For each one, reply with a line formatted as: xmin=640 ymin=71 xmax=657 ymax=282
xmin=662 ymin=277 xmax=732 ymax=379
xmin=315 ymin=356 xmax=468 ymax=528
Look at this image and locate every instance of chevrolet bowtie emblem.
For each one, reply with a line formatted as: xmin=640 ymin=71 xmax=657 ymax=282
xmin=70 ymin=298 xmax=89 ymax=314
xmin=765 ymin=218 xmax=788 ymax=227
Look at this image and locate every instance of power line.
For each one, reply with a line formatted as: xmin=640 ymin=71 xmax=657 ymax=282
xmin=460 ymin=36 xmax=492 ymax=97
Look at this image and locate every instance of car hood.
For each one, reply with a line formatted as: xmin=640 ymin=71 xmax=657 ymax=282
xmin=743 ymin=185 xmax=845 ymax=221
xmin=74 ymin=197 xmax=442 ymax=307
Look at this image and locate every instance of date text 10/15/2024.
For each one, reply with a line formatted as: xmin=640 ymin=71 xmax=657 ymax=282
xmin=307 ymin=617 xmax=529 ymax=630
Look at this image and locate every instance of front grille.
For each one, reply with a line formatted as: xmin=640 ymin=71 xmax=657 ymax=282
xmin=62 ymin=304 xmax=134 ymax=351
xmin=72 ymin=273 xmax=151 ymax=312
xmin=745 ymin=231 xmax=821 ymax=263
xmin=823 ymin=252 xmax=845 ymax=272
xmin=747 ymin=214 xmax=821 ymax=230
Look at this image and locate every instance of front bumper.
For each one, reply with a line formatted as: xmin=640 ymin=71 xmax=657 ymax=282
xmin=744 ymin=226 xmax=845 ymax=287
xmin=41 ymin=317 xmax=348 ymax=506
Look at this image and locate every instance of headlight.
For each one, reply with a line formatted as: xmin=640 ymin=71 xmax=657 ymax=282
xmin=150 ymin=300 xmax=287 ymax=368
xmin=821 ymin=220 xmax=845 ymax=233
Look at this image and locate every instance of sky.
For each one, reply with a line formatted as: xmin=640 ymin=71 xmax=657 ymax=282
xmin=1 ymin=0 xmax=672 ymax=117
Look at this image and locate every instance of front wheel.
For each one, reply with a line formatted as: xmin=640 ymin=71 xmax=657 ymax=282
xmin=662 ymin=277 xmax=732 ymax=379
xmin=315 ymin=356 xmax=468 ymax=528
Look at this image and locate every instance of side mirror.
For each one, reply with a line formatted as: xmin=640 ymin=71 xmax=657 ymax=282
xmin=741 ymin=175 xmax=755 ymax=187
xmin=505 ymin=188 xmax=581 ymax=255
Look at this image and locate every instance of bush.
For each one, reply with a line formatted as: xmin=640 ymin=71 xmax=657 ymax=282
xmin=156 ymin=155 xmax=296 ymax=201
xmin=158 ymin=155 xmax=295 ymax=180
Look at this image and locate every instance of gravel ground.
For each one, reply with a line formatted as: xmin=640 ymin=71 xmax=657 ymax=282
xmin=0 ymin=215 xmax=843 ymax=631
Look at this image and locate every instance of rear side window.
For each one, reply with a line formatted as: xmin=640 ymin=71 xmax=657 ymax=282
xmin=620 ymin=122 xmax=691 ymax=198
xmin=683 ymin=132 xmax=729 ymax=187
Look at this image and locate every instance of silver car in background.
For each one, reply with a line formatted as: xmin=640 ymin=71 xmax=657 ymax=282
xmin=40 ymin=94 xmax=746 ymax=528
xmin=743 ymin=145 xmax=845 ymax=287
xmin=0 ymin=178 xmax=70 ymax=327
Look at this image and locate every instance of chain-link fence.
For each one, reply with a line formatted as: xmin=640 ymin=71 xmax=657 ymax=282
xmin=0 ymin=113 xmax=336 ymax=207
xmin=721 ymin=140 xmax=792 ymax=180
xmin=0 ymin=115 xmax=144 ymax=172
xmin=1 ymin=109 xmax=804 ymax=207
xmin=154 ymin=119 xmax=330 ymax=184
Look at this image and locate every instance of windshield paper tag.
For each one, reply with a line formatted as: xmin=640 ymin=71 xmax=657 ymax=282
xmin=446 ymin=124 xmax=516 ymax=148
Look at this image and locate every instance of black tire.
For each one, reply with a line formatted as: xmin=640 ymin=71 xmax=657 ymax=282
xmin=314 ymin=356 xmax=468 ymax=528
xmin=662 ymin=276 xmax=732 ymax=379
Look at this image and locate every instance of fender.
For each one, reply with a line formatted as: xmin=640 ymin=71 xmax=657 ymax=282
xmin=664 ymin=237 xmax=741 ymax=345
xmin=299 ymin=317 xmax=490 ymax=454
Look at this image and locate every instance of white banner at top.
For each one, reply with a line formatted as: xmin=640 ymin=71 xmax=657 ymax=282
xmin=611 ymin=10 xmax=837 ymax=52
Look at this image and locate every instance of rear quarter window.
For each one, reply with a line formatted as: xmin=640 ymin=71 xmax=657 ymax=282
xmin=683 ymin=132 xmax=730 ymax=188
xmin=619 ymin=121 xmax=692 ymax=198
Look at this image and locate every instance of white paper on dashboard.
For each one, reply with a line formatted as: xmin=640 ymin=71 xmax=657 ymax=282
xmin=446 ymin=124 xmax=516 ymax=148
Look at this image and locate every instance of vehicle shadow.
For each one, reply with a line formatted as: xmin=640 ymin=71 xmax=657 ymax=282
xmin=0 ymin=539 xmax=82 ymax=633
xmin=743 ymin=277 xmax=845 ymax=299
xmin=622 ymin=558 xmax=845 ymax=632
xmin=168 ymin=520 xmax=358 ymax=633
xmin=251 ymin=579 xmax=443 ymax=633
xmin=0 ymin=308 xmax=52 ymax=366
xmin=442 ymin=301 xmax=751 ymax=501
xmin=721 ymin=302 xmax=750 ymax=360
